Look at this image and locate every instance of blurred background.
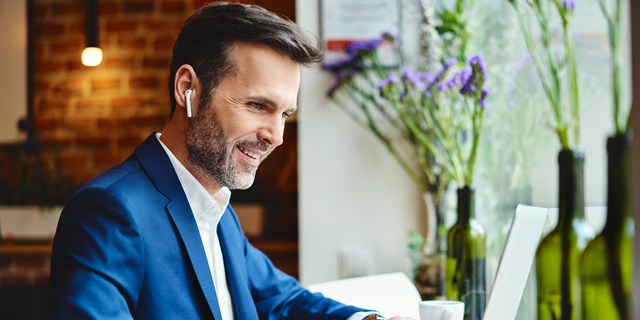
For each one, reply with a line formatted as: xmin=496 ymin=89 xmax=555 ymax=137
xmin=0 ymin=0 xmax=639 ymax=319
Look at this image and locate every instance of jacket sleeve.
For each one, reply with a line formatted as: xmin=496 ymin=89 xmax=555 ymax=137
xmin=227 ymin=208 xmax=367 ymax=320
xmin=42 ymin=187 xmax=144 ymax=320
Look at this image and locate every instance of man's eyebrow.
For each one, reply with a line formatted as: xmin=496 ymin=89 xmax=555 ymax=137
xmin=249 ymin=96 xmax=297 ymax=114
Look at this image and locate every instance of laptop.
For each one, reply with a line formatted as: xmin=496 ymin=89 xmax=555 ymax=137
xmin=481 ymin=204 xmax=548 ymax=320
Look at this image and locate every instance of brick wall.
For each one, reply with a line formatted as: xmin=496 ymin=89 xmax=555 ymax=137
xmin=32 ymin=0 xmax=295 ymax=183
xmin=3 ymin=0 xmax=298 ymax=287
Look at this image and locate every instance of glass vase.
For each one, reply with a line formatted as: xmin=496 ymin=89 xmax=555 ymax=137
xmin=446 ymin=185 xmax=486 ymax=320
xmin=580 ymin=135 xmax=634 ymax=320
xmin=536 ymin=150 xmax=595 ymax=320
xmin=412 ymin=192 xmax=447 ymax=301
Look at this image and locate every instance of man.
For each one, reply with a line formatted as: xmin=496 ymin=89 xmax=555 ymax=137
xmin=43 ymin=3 xmax=415 ymax=320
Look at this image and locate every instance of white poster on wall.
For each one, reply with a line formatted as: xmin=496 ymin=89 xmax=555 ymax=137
xmin=320 ymin=0 xmax=401 ymax=65
xmin=0 ymin=0 xmax=27 ymax=144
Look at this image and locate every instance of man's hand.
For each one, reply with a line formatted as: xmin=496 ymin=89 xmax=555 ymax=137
xmin=386 ymin=316 xmax=417 ymax=320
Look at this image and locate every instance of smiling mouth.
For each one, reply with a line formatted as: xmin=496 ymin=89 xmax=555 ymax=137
xmin=237 ymin=146 xmax=260 ymax=160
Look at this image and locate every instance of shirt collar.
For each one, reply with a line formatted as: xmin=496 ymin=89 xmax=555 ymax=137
xmin=155 ymin=133 xmax=231 ymax=222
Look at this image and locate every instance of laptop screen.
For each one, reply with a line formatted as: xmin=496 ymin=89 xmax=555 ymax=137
xmin=482 ymin=205 xmax=548 ymax=320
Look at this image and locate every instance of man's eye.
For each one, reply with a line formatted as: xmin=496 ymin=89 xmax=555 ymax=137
xmin=250 ymin=102 xmax=264 ymax=109
xmin=282 ymin=112 xmax=291 ymax=119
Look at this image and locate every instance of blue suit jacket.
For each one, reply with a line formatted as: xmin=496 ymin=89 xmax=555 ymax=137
xmin=43 ymin=133 xmax=365 ymax=319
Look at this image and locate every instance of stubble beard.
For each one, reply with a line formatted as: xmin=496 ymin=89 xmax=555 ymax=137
xmin=185 ymin=104 xmax=270 ymax=190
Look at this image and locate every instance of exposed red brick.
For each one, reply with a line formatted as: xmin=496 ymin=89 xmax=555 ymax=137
xmin=50 ymin=40 xmax=83 ymax=54
xmin=99 ymin=3 xmax=119 ymax=17
xmin=112 ymin=97 xmax=143 ymax=109
xmin=40 ymin=97 xmax=68 ymax=110
xmin=34 ymin=80 xmax=52 ymax=91
xmin=33 ymin=115 xmax=62 ymax=129
xmin=98 ymin=116 xmax=130 ymax=128
xmin=68 ymin=60 xmax=93 ymax=71
xmin=52 ymin=3 xmax=84 ymax=17
xmin=33 ymin=43 xmax=46 ymax=55
xmin=32 ymin=274 xmax=51 ymax=285
xmin=36 ymin=22 xmax=65 ymax=37
xmin=105 ymin=20 xmax=138 ymax=33
xmin=192 ymin=0 xmax=210 ymax=8
xmin=0 ymin=274 xmax=30 ymax=286
xmin=160 ymin=1 xmax=186 ymax=14
xmin=55 ymin=79 xmax=85 ymax=95
xmin=118 ymin=37 xmax=147 ymax=50
xmin=67 ymin=22 xmax=85 ymax=36
xmin=105 ymin=57 xmax=135 ymax=69
xmin=129 ymin=76 xmax=158 ymax=89
xmin=60 ymin=153 xmax=88 ymax=166
xmin=77 ymin=97 xmax=110 ymax=109
xmin=33 ymin=4 xmax=50 ymax=19
xmin=153 ymin=37 xmax=175 ymax=51
xmin=40 ymin=135 xmax=72 ymax=147
xmin=76 ymin=135 xmax=110 ymax=147
xmin=16 ymin=258 xmax=46 ymax=269
xmin=117 ymin=134 xmax=144 ymax=146
xmin=142 ymin=57 xmax=170 ymax=69
xmin=94 ymin=152 xmax=123 ymax=164
xmin=63 ymin=116 xmax=96 ymax=128
xmin=133 ymin=114 xmax=165 ymax=126
xmin=123 ymin=1 xmax=154 ymax=13
xmin=36 ymin=60 xmax=67 ymax=73
xmin=143 ymin=19 xmax=184 ymax=34
xmin=63 ymin=170 xmax=96 ymax=184
xmin=92 ymin=78 xmax=120 ymax=90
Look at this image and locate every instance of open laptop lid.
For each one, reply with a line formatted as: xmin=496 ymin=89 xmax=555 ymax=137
xmin=482 ymin=205 xmax=548 ymax=320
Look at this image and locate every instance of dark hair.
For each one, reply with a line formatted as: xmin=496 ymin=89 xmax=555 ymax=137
xmin=168 ymin=2 xmax=323 ymax=118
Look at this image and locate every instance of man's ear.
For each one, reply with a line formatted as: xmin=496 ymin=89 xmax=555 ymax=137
xmin=174 ymin=64 xmax=200 ymax=117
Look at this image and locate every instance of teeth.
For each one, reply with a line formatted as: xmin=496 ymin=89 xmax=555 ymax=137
xmin=239 ymin=146 xmax=259 ymax=159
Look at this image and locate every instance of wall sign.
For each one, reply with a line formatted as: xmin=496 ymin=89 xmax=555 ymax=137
xmin=321 ymin=0 xmax=401 ymax=65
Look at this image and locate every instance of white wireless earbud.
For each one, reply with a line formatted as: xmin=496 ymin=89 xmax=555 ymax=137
xmin=185 ymin=89 xmax=193 ymax=118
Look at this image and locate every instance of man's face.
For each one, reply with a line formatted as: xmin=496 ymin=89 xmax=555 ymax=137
xmin=185 ymin=42 xmax=300 ymax=189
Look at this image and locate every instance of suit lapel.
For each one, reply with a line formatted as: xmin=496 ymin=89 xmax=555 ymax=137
xmin=134 ymin=133 xmax=223 ymax=319
xmin=218 ymin=209 xmax=259 ymax=319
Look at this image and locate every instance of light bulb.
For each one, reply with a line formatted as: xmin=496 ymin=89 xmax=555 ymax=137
xmin=81 ymin=47 xmax=103 ymax=66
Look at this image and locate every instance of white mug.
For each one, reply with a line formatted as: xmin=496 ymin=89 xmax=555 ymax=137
xmin=419 ymin=300 xmax=464 ymax=320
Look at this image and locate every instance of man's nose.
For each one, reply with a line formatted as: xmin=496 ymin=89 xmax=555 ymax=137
xmin=257 ymin=116 xmax=284 ymax=147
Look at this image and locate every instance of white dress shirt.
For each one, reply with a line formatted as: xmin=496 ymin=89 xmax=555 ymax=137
xmin=156 ymin=134 xmax=378 ymax=320
xmin=157 ymin=134 xmax=235 ymax=320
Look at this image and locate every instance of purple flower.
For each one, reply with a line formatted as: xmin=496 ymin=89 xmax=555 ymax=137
xmin=562 ymin=0 xmax=575 ymax=11
xmin=426 ymin=59 xmax=457 ymax=90
xmin=479 ymin=88 xmax=490 ymax=108
xmin=345 ymin=38 xmax=382 ymax=56
xmin=444 ymin=58 xmax=458 ymax=68
xmin=437 ymin=82 xmax=447 ymax=92
xmin=382 ymin=32 xmax=397 ymax=41
xmin=326 ymin=71 xmax=355 ymax=97
xmin=378 ymin=75 xmax=400 ymax=91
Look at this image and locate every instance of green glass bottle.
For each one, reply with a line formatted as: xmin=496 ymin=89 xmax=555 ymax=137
xmin=446 ymin=186 xmax=486 ymax=320
xmin=580 ymin=135 xmax=633 ymax=320
xmin=536 ymin=150 xmax=595 ymax=320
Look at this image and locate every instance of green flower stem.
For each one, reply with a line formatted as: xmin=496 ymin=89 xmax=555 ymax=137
xmin=392 ymin=90 xmax=461 ymax=184
xmin=510 ymin=1 xmax=570 ymax=149
xmin=466 ymin=98 xmax=484 ymax=186
xmin=597 ymin=0 xmax=625 ymax=134
xmin=345 ymin=77 xmax=439 ymax=187
xmin=336 ymin=89 xmax=430 ymax=192
xmin=557 ymin=7 xmax=580 ymax=146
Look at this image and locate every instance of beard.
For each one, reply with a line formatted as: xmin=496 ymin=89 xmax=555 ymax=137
xmin=185 ymin=103 xmax=271 ymax=190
